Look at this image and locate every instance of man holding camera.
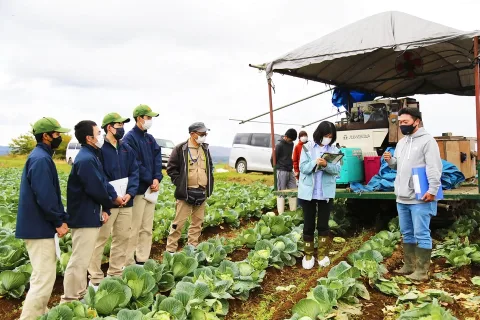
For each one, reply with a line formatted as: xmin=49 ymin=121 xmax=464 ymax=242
xmin=166 ymin=122 xmax=214 ymax=252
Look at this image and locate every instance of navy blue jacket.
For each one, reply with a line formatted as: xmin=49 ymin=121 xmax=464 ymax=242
xmin=101 ymin=139 xmax=139 ymax=207
xmin=16 ymin=143 xmax=68 ymax=239
xmin=67 ymin=144 xmax=114 ymax=228
xmin=123 ymin=126 xmax=163 ymax=195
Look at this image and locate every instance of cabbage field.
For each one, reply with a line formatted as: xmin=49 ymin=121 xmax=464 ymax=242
xmin=1 ymin=166 xmax=480 ymax=319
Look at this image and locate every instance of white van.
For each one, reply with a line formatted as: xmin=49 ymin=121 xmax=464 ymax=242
xmin=66 ymin=139 xmax=81 ymax=165
xmin=228 ymin=133 xmax=281 ymax=174
xmin=155 ymin=138 xmax=175 ymax=168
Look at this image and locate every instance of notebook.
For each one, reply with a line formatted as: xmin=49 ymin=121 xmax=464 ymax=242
xmin=412 ymin=166 xmax=443 ymax=200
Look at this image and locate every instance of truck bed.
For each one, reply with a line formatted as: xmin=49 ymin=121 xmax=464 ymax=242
xmin=275 ymin=186 xmax=480 ymax=200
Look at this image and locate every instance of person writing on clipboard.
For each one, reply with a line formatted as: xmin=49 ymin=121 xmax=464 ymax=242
xmin=87 ymin=113 xmax=139 ymax=290
xmin=165 ymin=122 xmax=214 ymax=252
xmin=15 ymin=117 xmax=70 ymax=320
xmin=123 ymin=104 xmax=163 ymax=265
xmin=62 ymin=120 xmax=120 ymax=303
xmin=297 ymin=121 xmax=341 ymax=270
xmin=383 ymin=108 xmax=441 ymax=282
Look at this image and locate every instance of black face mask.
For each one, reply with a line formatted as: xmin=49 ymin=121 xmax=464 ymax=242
xmin=400 ymin=123 xmax=417 ymax=135
xmin=113 ymin=127 xmax=125 ymax=140
xmin=49 ymin=135 xmax=62 ymax=149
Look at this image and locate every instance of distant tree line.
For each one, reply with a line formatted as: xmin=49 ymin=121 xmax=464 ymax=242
xmin=9 ymin=133 xmax=72 ymax=159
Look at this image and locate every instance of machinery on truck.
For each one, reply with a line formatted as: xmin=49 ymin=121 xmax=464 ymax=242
xmin=240 ymin=11 xmax=480 ymax=228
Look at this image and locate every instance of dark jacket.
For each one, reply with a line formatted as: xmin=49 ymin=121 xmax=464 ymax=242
xmin=16 ymin=143 xmax=68 ymax=239
xmin=271 ymin=139 xmax=294 ymax=172
xmin=123 ymin=126 xmax=163 ymax=195
xmin=67 ymin=144 xmax=114 ymax=228
xmin=101 ymin=139 xmax=140 ymax=207
xmin=167 ymin=141 xmax=214 ymax=200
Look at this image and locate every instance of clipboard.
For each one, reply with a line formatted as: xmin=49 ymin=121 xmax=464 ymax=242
xmin=321 ymin=152 xmax=344 ymax=164
xmin=109 ymin=178 xmax=128 ymax=198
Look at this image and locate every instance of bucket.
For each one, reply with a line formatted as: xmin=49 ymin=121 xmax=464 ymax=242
xmin=364 ymin=156 xmax=381 ymax=184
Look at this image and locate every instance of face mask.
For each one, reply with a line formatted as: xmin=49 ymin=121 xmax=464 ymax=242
xmin=400 ymin=124 xmax=416 ymax=135
xmin=95 ymin=134 xmax=105 ymax=149
xmin=196 ymin=135 xmax=207 ymax=144
xmin=49 ymin=135 xmax=62 ymax=149
xmin=300 ymin=136 xmax=308 ymax=143
xmin=113 ymin=127 xmax=125 ymax=140
xmin=321 ymin=137 xmax=332 ymax=146
xmin=143 ymin=119 xmax=153 ymax=131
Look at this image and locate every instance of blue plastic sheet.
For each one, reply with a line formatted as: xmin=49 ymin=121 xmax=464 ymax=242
xmin=331 ymin=87 xmax=377 ymax=109
xmin=349 ymin=147 xmax=465 ymax=193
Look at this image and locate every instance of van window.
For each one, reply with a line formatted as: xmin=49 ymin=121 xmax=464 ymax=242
xmin=233 ymin=133 xmax=250 ymax=145
xmin=251 ymin=134 xmax=270 ymax=148
xmin=68 ymin=143 xmax=78 ymax=150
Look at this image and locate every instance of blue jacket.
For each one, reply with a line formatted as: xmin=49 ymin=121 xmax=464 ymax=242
xmin=123 ymin=126 xmax=163 ymax=195
xmin=16 ymin=143 xmax=68 ymax=239
xmin=298 ymin=141 xmax=341 ymax=201
xmin=101 ymin=139 xmax=139 ymax=207
xmin=67 ymin=144 xmax=114 ymax=228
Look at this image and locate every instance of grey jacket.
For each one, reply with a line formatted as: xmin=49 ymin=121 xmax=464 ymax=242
xmin=387 ymin=128 xmax=442 ymax=204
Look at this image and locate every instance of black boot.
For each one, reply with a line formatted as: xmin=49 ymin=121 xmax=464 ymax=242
xmin=406 ymin=247 xmax=432 ymax=282
xmin=394 ymin=243 xmax=416 ymax=274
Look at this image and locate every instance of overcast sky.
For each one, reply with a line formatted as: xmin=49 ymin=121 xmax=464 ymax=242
xmin=1 ymin=0 xmax=479 ymax=148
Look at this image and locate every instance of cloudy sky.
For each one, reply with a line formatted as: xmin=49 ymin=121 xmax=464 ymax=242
xmin=1 ymin=0 xmax=479 ymax=148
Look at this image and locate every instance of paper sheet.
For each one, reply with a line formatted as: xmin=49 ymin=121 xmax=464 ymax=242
xmin=144 ymin=188 xmax=159 ymax=204
xmin=109 ymin=178 xmax=128 ymax=198
xmin=54 ymin=233 xmax=61 ymax=260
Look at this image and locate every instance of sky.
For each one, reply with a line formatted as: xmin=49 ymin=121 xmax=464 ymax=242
xmin=1 ymin=0 xmax=480 ymax=148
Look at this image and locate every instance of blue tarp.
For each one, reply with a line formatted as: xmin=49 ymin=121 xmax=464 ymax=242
xmin=331 ymin=87 xmax=377 ymax=109
xmin=349 ymin=147 xmax=465 ymax=193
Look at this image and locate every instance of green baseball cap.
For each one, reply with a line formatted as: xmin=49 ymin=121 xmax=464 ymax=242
xmin=133 ymin=104 xmax=159 ymax=118
xmin=32 ymin=117 xmax=70 ymax=135
xmin=102 ymin=112 xmax=131 ymax=128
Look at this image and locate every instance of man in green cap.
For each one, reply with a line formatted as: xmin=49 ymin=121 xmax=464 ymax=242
xmin=16 ymin=117 xmax=70 ymax=320
xmin=123 ymin=104 xmax=163 ymax=265
xmin=87 ymin=113 xmax=139 ymax=288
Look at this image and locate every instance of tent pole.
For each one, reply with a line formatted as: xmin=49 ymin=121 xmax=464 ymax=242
xmin=474 ymin=36 xmax=480 ymax=192
xmin=267 ymin=78 xmax=277 ymax=191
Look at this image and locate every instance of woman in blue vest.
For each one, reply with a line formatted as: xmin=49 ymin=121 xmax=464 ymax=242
xmin=298 ymin=121 xmax=341 ymax=270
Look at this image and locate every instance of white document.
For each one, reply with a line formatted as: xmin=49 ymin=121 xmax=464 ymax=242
xmin=109 ymin=178 xmax=129 ymax=198
xmin=54 ymin=233 xmax=61 ymax=260
xmin=412 ymin=174 xmax=421 ymax=194
xmin=144 ymin=188 xmax=159 ymax=204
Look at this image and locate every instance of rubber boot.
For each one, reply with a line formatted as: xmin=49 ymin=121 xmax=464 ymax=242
xmin=277 ymin=197 xmax=285 ymax=215
xmin=302 ymin=241 xmax=315 ymax=269
xmin=317 ymin=236 xmax=332 ymax=267
xmin=288 ymin=197 xmax=297 ymax=212
xmin=394 ymin=243 xmax=416 ymax=275
xmin=406 ymin=247 xmax=432 ymax=282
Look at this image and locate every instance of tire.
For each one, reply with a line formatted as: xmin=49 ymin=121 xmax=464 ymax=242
xmin=68 ymin=158 xmax=73 ymax=165
xmin=236 ymin=160 xmax=247 ymax=174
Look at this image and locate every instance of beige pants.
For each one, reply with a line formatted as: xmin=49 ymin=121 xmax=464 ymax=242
xmin=166 ymin=200 xmax=205 ymax=252
xmin=88 ymin=207 xmax=133 ymax=285
xmin=125 ymin=195 xmax=155 ymax=265
xmin=61 ymin=228 xmax=99 ymax=303
xmin=19 ymin=239 xmax=57 ymax=320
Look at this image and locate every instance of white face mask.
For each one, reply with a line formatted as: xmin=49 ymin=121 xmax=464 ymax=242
xmin=95 ymin=134 xmax=105 ymax=149
xmin=142 ymin=119 xmax=153 ymax=131
xmin=196 ymin=135 xmax=207 ymax=144
xmin=321 ymin=137 xmax=332 ymax=146
xmin=300 ymin=136 xmax=308 ymax=143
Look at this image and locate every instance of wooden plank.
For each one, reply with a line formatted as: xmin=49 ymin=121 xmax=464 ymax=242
xmin=446 ymin=141 xmax=461 ymax=169
xmin=389 ymin=114 xmax=398 ymax=143
xmin=437 ymin=141 xmax=446 ymax=160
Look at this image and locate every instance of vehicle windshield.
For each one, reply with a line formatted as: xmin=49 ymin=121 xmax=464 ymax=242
xmin=156 ymin=139 xmax=175 ymax=148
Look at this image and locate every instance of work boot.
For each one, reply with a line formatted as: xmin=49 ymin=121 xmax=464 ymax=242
xmin=276 ymin=197 xmax=285 ymax=214
xmin=394 ymin=243 xmax=416 ymax=274
xmin=406 ymin=247 xmax=432 ymax=282
xmin=288 ymin=197 xmax=297 ymax=211
xmin=317 ymin=236 xmax=332 ymax=267
xmin=302 ymin=241 xmax=315 ymax=269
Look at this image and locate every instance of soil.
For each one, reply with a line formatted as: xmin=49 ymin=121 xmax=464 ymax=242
xmin=226 ymin=230 xmax=375 ymax=320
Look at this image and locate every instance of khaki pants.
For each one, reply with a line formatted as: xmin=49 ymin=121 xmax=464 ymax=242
xmin=88 ymin=207 xmax=132 ymax=285
xmin=61 ymin=228 xmax=99 ymax=303
xmin=125 ymin=195 xmax=155 ymax=265
xmin=166 ymin=200 xmax=205 ymax=252
xmin=19 ymin=239 xmax=57 ymax=320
